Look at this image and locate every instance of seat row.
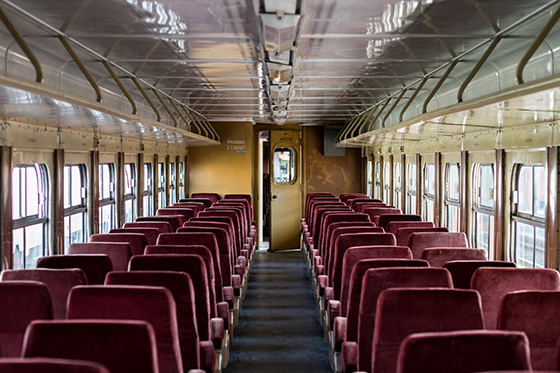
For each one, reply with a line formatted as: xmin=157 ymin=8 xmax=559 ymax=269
xmin=301 ymin=192 xmax=560 ymax=373
xmin=0 ymin=192 xmax=255 ymax=373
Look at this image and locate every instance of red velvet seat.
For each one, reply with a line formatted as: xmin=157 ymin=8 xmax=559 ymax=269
xmin=499 ymin=290 xmax=560 ymax=370
xmin=157 ymin=208 xmax=196 ymax=221
xmin=104 ymin=271 xmax=216 ymax=372
xmin=363 ymin=207 xmax=401 ymax=225
xmin=129 ymin=254 xmax=225 ymax=344
xmin=339 ymin=193 xmax=368 ymax=203
xmin=385 ymin=221 xmax=434 ymax=235
xmin=199 ymin=211 xmax=242 ymax=254
xmin=366 ymin=288 xmax=484 ymax=373
xmin=191 ymin=193 xmax=220 ymax=204
xmin=170 ymin=202 xmax=205 ymax=215
xmin=376 ymin=214 xmax=422 ymax=230
xmin=341 ymin=269 xmax=454 ymax=373
xmin=36 ymin=255 xmax=112 ymax=285
xmin=395 ymin=227 xmax=449 ymax=247
xmin=421 ymin=248 xmax=487 ymax=267
xmin=179 ymin=198 xmax=213 ymax=208
xmin=110 ymin=227 xmax=160 ymax=246
xmin=353 ymin=202 xmax=387 ymax=213
xmin=407 ymin=231 xmax=467 ymax=258
xmin=471 ymin=267 xmax=560 ymax=329
xmin=136 ymin=215 xmax=182 ymax=232
xmin=67 ymin=285 xmax=183 ymax=373
xmin=68 ymin=242 xmax=132 ymax=272
xmin=0 ymin=358 xmax=110 ymax=373
xmin=216 ymin=200 xmax=250 ymax=227
xmin=23 ymin=320 xmax=158 ymax=373
xmin=90 ymin=233 xmax=148 ymax=256
xmin=443 ymin=260 xmax=516 ymax=289
xmin=0 ymin=282 xmax=53 ymax=357
xmin=124 ymin=221 xmax=172 ymax=233
xmin=185 ymin=220 xmax=238 ymax=258
xmin=397 ymin=330 xmax=531 ymax=373
xmin=206 ymin=207 xmax=246 ymax=244
xmin=0 ymin=269 xmax=86 ymax=319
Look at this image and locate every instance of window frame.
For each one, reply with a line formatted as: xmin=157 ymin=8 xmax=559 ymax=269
xmin=143 ymin=162 xmax=153 ymax=216
xmin=394 ymin=162 xmax=401 ymax=210
xmin=63 ymin=164 xmax=88 ymax=249
xmin=383 ymin=161 xmax=391 ymax=204
xmin=406 ymin=162 xmax=417 ymax=214
xmin=124 ymin=163 xmax=136 ymax=223
xmin=444 ymin=163 xmax=461 ymax=232
xmin=422 ymin=163 xmax=436 ymax=222
xmin=178 ymin=161 xmax=185 ymax=200
xmin=157 ymin=161 xmax=166 ymax=209
xmin=98 ymin=163 xmax=116 ymax=233
xmin=169 ymin=161 xmax=176 ymax=205
xmin=471 ymin=163 xmax=495 ymax=259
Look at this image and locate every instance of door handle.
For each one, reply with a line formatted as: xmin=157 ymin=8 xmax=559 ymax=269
xmin=272 ymin=195 xmax=278 ymax=200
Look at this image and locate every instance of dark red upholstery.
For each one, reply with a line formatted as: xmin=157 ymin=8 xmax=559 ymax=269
xmin=110 ymin=227 xmax=160 ymax=246
xmin=312 ymin=208 xmax=352 ymax=244
xmin=386 ymin=221 xmax=434 ymax=235
xmin=369 ymin=288 xmax=483 ymax=373
xmin=191 ymin=193 xmax=220 ymax=204
xmin=395 ymin=227 xmax=448 ymax=246
xmin=407 ymin=231 xmax=467 ymax=258
xmin=90 ymin=233 xmax=148 ymax=256
xmin=322 ymin=226 xmax=384 ymax=272
xmin=443 ymin=260 xmax=516 ymax=289
xmin=185 ymin=220 xmax=237 ymax=258
xmin=318 ymin=214 xmax=372 ymax=260
xmin=216 ymin=200 xmax=250 ymax=226
xmin=397 ymin=330 xmax=531 ymax=373
xmin=144 ymin=244 xmax=217 ymax=305
xmin=0 ymin=282 xmax=53 ymax=357
xmin=421 ymin=248 xmax=487 ymax=267
xmin=68 ymin=243 xmax=132 ymax=272
xmin=339 ymin=193 xmax=368 ymax=203
xmin=499 ymin=290 xmax=560 ymax=370
xmin=136 ymin=216 xmax=182 ymax=232
xmin=376 ymin=214 xmax=422 ymax=230
xmin=198 ymin=211 xmax=241 ymax=252
xmin=129 ymin=254 xmax=215 ymax=341
xmin=23 ymin=320 xmax=158 ymax=373
xmin=471 ymin=267 xmax=560 ymax=329
xmin=67 ymin=285 xmax=182 ymax=373
xmin=171 ymin=203 xmax=205 ymax=215
xmin=1 ymin=269 xmax=87 ymax=319
xmin=179 ymin=198 xmax=213 ymax=208
xmin=124 ymin=221 xmax=172 ymax=233
xmin=353 ymin=202 xmax=387 ymax=213
xmin=104 ymin=271 xmax=203 ymax=372
xmin=0 ymin=358 xmax=110 ymax=373
xmin=157 ymin=208 xmax=196 ymax=221
xmin=36 ymin=255 xmax=112 ymax=285
xmin=363 ymin=207 xmax=401 ymax=225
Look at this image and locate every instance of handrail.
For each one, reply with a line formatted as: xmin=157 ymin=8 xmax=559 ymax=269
xmin=152 ymin=89 xmax=178 ymax=127
xmin=131 ymin=77 xmax=161 ymax=122
xmin=102 ymin=60 xmax=137 ymax=114
xmin=399 ymin=76 xmax=429 ymax=122
xmin=383 ymin=89 xmax=408 ymax=127
xmin=368 ymin=98 xmax=392 ymax=132
xmin=167 ymin=98 xmax=190 ymax=131
xmin=422 ymin=60 xmax=458 ymax=113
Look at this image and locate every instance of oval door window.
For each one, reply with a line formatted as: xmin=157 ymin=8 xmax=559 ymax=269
xmin=273 ymin=147 xmax=295 ymax=184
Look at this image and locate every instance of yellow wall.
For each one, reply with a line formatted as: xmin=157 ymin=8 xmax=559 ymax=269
xmin=188 ymin=122 xmax=253 ymax=197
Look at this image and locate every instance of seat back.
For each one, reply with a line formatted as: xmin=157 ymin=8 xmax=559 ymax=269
xmin=68 ymin=242 xmax=132 ymax=272
xmin=386 ymin=221 xmax=434 ymax=235
xmin=90 ymin=233 xmax=148 ymax=256
xmin=421 ymin=248 xmax=487 ymax=267
xmin=376 ymin=214 xmax=422 ymax=229
xmin=67 ymin=285 xmax=182 ymax=373
xmin=319 ymin=213 xmax=371 ymax=255
xmin=0 ymin=282 xmax=53 ymax=357
xmin=471 ymin=267 xmax=560 ymax=329
xmin=353 ymin=202 xmax=387 ymax=213
xmin=136 ymin=216 xmax=182 ymax=232
xmin=395 ymin=227 xmax=449 ymax=246
xmin=363 ymin=207 xmax=401 ymax=225
xmin=128 ymin=254 xmax=214 ymax=340
xmin=443 ymin=260 xmax=516 ymax=289
xmin=408 ymin=231 xmax=467 ymax=258
xmin=191 ymin=193 xmax=220 ymax=204
xmin=0 ymin=358 xmax=110 ymax=373
xmin=23 ymin=320 xmax=158 ymax=373
xmin=371 ymin=288 xmax=483 ymax=373
xmin=499 ymin=290 xmax=560 ymax=370
xmin=157 ymin=208 xmax=195 ymax=221
xmin=324 ymin=226 xmax=384 ymax=267
xmin=179 ymin=198 xmax=213 ymax=208
xmin=36 ymin=255 xmax=112 ymax=285
xmin=1 ymin=269 xmax=86 ymax=319
xmin=105 ymin=271 xmax=200 ymax=371
xmin=123 ymin=221 xmax=172 ymax=233
xmin=170 ymin=202 xmax=204 ymax=215
xmin=109 ymin=228 xmax=160 ymax=246
xmin=397 ymin=330 xmax=531 ymax=373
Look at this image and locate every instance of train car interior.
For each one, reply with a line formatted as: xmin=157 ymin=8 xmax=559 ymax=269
xmin=1 ymin=0 xmax=560 ymax=372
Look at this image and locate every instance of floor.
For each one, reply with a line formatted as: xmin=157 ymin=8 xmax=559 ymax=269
xmin=223 ymin=248 xmax=330 ymax=373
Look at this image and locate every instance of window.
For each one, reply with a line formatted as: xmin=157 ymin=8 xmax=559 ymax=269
xmin=273 ymin=147 xmax=295 ymax=184
xmin=366 ymin=160 xmax=373 ymax=197
xmin=124 ymin=163 xmax=136 ymax=223
xmin=512 ymin=164 xmax=545 ymax=268
xmin=157 ymin=162 xmax=166 ymax=209
xmin=444 ymin=163 xmax=460 ymax=232
xmin=374 ymin=161 xmax=381 ymax=199
xmin=64 ymin=164 xmax=87 ymax=249
xmin=394 ymin=162 xmax=401 ymax=210
xmin=472 ymin=164 xmax=494 ymax=259
xmin=423 ymin=163 xmax=435 ymax=222
xmin=12 ymin=164 xmax=48 ymax=269
xmin=406 ymin=162 xmax=417 ymax=214
xmin=169 ymin=162 xmax=176 ymax=205
xmin=383 ymin=162 xmax=390 ymax=204
xmin=99 ymin=163 xmax=115 ymax=234
xmin=143 ymin=162 xmax=153 ymax=216
xmin=178 ymin=162 xmax=185 ymax=200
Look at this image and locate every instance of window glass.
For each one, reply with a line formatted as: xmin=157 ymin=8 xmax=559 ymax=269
xmin=447 ymin=163 xmax=459 ymax=201
xmin=383 ymin=162 xmax=390 ymax=203
xmin=124 ymin=163 xmax=136 ymax=223
xmin=63 ymin=164 xmax=87 ymax=249
xmin=444 ymin=163 xmax=460 ymax=232
xmin=12 ymin=164 xmax=48 ymax=269
xmin=406 ymin=162 xmax=417 ymax=214
xmin=273 ymin=147 xmax=295 ymax=184
xmin=374 ymin=161 xmax=381 ymax=199
xmin=472 ymin=164 xmax=495 ymax=259
xmin=366 ymin=160 xmax=373 ymax=197
xmin=480 ymin=165 xmax=494 ymax=208
xmin=394 ymin=162 xmax=401 ymax=210
xmin=517 ymin=166 xmax=533 ymax=215
xmin=169 ymin=162 xmax=176 ymax=205
xmin=423 ymin=163 xmax=435 ymax=222
xmin=158 ymin=162 xmax=166 ymax=209
xmin=143 ymin=162 xmax=153 ymax=216
xmin=98 ymin=163 xmax=115 ymax=233
xmin=178 ymin=162 xmax=185 ymax=200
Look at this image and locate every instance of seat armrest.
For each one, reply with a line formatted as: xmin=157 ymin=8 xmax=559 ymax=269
xmin=317 ymin=275 xmax=329 ymax=297
xmin=199 ymin=340 xmax=216 ymax=373
xmin=316 ymin=264 xmax=325 ymax=277
xmin=341 ymin=341 xmax=358 ymax=373
xmin=222 ymin=286 xmax=234 ymax=308
xmin=327 ymin=300 xmax=341 ymax=331
xmin=210 ymin=318 xmax=224 ymax=349
xmin=217 ymin=302 xmax=229 ymax=329
xmin=231 ymin=274 xmax=241 ymax=297
xmin=324 ymin=286 xmax=334 ymax=304
xmin=333 ymin=316 xmax=347 ymax=352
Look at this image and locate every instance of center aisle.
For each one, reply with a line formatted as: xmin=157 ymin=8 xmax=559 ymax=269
xmin=224 ymin=249 xmax=330 ymax=373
